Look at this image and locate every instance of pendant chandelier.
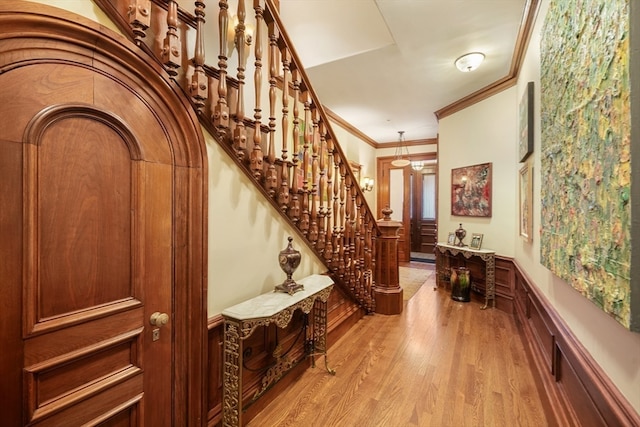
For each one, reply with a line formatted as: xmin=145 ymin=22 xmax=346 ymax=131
xmin=411 ymin=160 xmax=424 ymax=171
xmin=391 ymin=131 xmax=411 ymax=167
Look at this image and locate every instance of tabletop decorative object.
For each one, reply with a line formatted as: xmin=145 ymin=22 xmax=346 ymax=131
xmin=275 ymin=236 xmax=304 ymax=294
xmin=455 ymin=223 xmax=467 ymax=247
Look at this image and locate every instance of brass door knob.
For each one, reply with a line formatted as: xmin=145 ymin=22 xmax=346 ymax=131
xmin=150 ymin=311 xmax=169 ymax=327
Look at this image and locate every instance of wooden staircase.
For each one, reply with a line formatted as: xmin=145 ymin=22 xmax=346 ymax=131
xmin=95 ymin=0 xmax=384 ymax=313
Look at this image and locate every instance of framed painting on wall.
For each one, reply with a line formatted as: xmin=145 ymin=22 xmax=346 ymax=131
xmin=519 ymin=81 xmax=534 ymax=162
xmin=519 ymin=161 xmax=533 ymax=242
xmin=451 ymin=162 xmax=492 ymax=217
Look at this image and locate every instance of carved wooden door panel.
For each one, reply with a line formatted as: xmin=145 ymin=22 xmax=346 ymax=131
xmin=1 ymin=74 xmax=172 ymax=426
xmin=0 ymin=5 xmax=206 ymax=424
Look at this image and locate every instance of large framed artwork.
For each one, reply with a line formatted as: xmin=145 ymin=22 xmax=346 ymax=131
xmin=451 ymin=162 xmax=492 ymax=217
xmin=519 ymin=81 xmax=534 ymax=162
xmin=519 ymin=162 xmax=532 ymax=242
xmin=540 ymin=0 xmax=636 ymax=330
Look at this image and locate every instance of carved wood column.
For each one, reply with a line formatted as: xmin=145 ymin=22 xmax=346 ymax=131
xmin=374 ymin=206 xmax=403 ymax=315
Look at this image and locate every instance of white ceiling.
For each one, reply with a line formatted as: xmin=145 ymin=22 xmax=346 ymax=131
xmin=279 ymin=0 xmax=527 ymax=143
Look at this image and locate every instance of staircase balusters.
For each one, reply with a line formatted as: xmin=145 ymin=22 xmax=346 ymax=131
xmin=265 ymin=21 xmax=278 ymax=196
xmin=277 ymin=48 xmax=291 ymax=212
xmin=331 ymin=149 xmax=340 ymax=267
xmin=299 ymin=90 xmax=311 ymax=235
xmin=316 ymin=113 xmax=326 ymax=253
xmin=97 ymin=0 xmax=385 ymax=314
xmin=232 ymin=0 xmax=248 ymax=159
xmin=323 ymin=132 xmax=334 ymax=261
xmin=250 ymin=0 xmax=264 ymax=179
xmin=161 ymin=0 xmax=181 ymax=76
xmin=309 ymin=106 xmax=319 ymax=246
xmin=128 ymin=0 xmax=151 ymax=45
xmin=337 ymin=161 xmax=347 ymax=279
xmin=190 ymin=1 xmax=207 ymax=112
xmin=288 ymin=67 xmax=301 ymax=223
xmin=213 ymin=0 xmax=230 ymax=133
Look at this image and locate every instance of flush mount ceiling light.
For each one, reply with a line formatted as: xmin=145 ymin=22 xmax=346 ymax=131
xmin=391 ymin=131 xmax=411 ymax=167
xmin=454 ymin=52 xmax=485 ymax=72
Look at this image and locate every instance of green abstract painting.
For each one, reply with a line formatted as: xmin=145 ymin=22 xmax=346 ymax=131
xmin=540 ymin=0 xmax=632 ymax=328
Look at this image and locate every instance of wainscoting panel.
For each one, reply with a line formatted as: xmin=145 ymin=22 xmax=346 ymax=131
xmin=514 ymin=261 xmax=640 ymax=426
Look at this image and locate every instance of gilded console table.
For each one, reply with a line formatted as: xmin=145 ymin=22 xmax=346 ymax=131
xmin=435 ymin=243 xmax=496 ymax=309
xmin=221 ymin=274 xmax=334 ymax=427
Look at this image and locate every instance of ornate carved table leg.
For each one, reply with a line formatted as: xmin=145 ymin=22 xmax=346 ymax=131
xmin=313 ymin=299 xmax=335 ymax=375
xmin=481 ymin=254 xmax=496 ymax=310
xmin=223 ymin=320 xmax=242 ymax=427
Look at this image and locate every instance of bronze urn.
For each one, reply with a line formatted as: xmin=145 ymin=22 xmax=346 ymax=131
xmin=455 ymin=223 xmax=466 ymax=247
xmin=275 ymin=236 xmax=304 ymax=295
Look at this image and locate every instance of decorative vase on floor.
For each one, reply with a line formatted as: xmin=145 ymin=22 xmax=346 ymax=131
xmin=450 ymin=267 xmax=471 ymax=302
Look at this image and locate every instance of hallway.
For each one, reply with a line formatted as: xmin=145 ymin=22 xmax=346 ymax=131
xmin=248 ymin=266 xmax=553 ymax=426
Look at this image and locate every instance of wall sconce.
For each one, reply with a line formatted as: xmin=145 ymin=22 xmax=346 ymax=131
xmin=361 ymin=177 xmax=374 ymax=192
xmin=227 ymin=14 xmax=254 ymax=59
xmin=455 ymin=52 xmax=485 ymax=72
xmin=411 ymin=161 xmax=424 ymax=171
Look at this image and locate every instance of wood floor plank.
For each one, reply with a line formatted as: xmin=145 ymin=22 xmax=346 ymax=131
xmin=247 ymin=268 xmax=552 ymax=426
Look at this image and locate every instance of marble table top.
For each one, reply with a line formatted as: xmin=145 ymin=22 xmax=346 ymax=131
xmin=221 ymin=274 xmax=334 ymax=321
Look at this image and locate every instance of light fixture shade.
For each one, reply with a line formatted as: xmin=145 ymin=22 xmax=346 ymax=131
xmin=455 ymin=52 xmax=485 ymax=72
xmin=391 ymin=158 xmax=411 ymax=167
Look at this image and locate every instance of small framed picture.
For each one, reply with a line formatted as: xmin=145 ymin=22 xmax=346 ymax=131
xmin=519 ymin=162 xmax=533 ymax=242
xmin=470 ymin=233 xmax=483 ymax=250
xmin=447 ymin=232 xmax=456 ymax=245
xmin=519 ymin=81 xmax=534 ymax=162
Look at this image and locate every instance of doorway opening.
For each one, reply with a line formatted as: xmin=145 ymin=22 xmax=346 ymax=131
xmin=377 ymin=153 xmax=437 ymax=263
xmin=410 ymin=163 xmax=437 ymax=263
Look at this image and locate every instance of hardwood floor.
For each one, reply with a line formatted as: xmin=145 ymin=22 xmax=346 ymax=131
xmin=247 ymin=265 xmax=554 ymax=427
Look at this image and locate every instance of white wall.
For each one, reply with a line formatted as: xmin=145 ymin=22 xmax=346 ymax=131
xmin=329 ymin=123 xmax=378 ymax=211
xmin=205 ymin=130 xmax=326 ymax=314
xmin=438 ymin=89 xmax=518 ymax=257
xmin=513 ymin=0 xmax=640 ymax=411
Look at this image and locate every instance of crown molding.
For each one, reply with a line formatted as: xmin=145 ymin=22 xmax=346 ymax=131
xmin=435 ymin=0 xmax=541 ymax=121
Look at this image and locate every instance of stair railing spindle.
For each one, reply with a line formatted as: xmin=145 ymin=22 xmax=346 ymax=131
xmin=232 ymin=0 xmax=248 ymax=159
xmin=213 ymin=0 xmax=230 ymax=133
xmin=277 ymin=48 xmax=291 ymax=212
xmin=250 ymin=0 xmax=264 ymax=179
xmin=190 ymin=1 xmax=207 ymax=112
xmin=265 ymin=21 xmax=278 ymax=196
xmin=128 ymin=0 xmax=151 ymax=45
xmin=323 ymin=132 xmax=334 ymax=261
xmin=161 ymin=0 xmax=181 ymax=76
xmin=299 ymin=90 xmax=311 ymax=235
xmin=288 ymin=66 xmax=301 ymax=223
xmin=309 ymin=106 xmax=320 ymax=246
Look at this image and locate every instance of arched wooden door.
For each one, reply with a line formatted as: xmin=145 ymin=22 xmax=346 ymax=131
xmin=0 ymin=3 xmax=207 ymax=425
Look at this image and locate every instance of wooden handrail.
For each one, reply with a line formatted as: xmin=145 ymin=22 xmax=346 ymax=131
xmin=94 ymin=0 xmax=381 ymax=313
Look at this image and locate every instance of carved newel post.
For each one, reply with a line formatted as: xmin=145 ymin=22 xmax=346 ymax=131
xmin=374 ymin=206 xmax=403 ymax=314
